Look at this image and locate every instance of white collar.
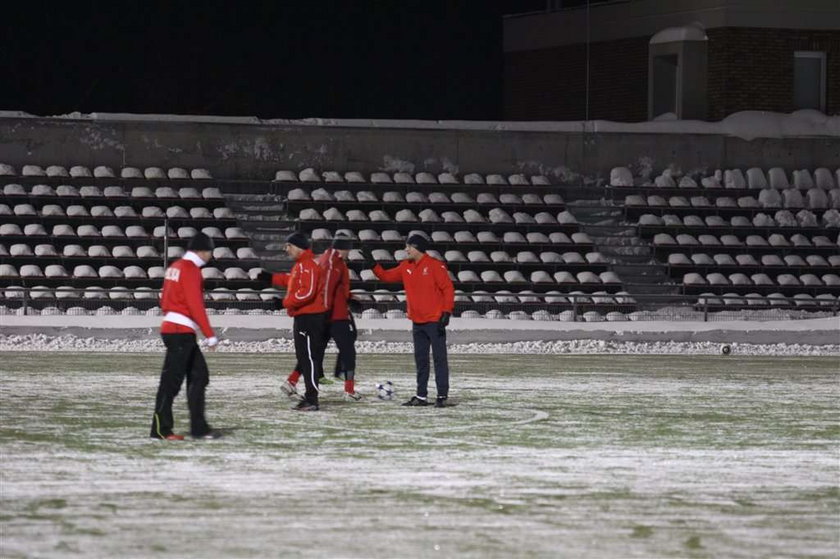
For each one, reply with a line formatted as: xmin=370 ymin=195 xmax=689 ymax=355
xmin=183 ymin=251 xmax=207 ymax=268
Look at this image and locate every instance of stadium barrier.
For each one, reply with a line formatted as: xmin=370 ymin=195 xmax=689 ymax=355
xmin=2 ymin=287 xmax=838 ymax=323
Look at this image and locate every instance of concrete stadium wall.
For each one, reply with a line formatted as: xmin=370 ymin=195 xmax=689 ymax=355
xmin=0 ymin=116 xmax=838 ymax=184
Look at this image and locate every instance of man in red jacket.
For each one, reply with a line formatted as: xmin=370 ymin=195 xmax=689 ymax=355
xmin=268 ymin=232 xmax=328 ymax=411
xmin=259 ymin=235 xmax=362 ymax=401
xmin=364 ymin=234 xmax=455 ymax=407
xmin=150 ymin=232 xmax=221 ymax=440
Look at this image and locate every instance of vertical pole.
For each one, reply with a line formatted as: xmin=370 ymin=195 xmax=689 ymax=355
xmin=163 ymin=216 xmax=169 ymax=270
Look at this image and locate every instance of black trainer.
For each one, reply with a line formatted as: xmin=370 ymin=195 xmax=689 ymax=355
xmin=402 ymin=396 xmax=429 ymax=407
xmin=293 ymin=400 xmax=320 ymax=411
xmin=435 ymin=396 xmax=448 ymax=408
xmin=193 ymin=429 xmax=223 ymax=440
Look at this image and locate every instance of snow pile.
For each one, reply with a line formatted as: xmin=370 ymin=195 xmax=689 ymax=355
xmin=7 ymin=110 xmax=838 ymax=141
xmin=0 ymin=334 xmax=836 ymax=356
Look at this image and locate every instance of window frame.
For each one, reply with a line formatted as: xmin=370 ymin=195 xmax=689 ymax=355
xmin=793 ymin=50 xmax=827 ymax=112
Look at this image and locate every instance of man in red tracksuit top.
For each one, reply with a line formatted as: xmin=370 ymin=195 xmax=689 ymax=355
xmin=363 ymin=234 xmax=455 ymax=408
xmin=270 ymin=232 xmax=328 ymax=411
xmin=260 ymin=235 xmax=362 ymax=402
xmin=150 ymin=232 xmax=221 ymax=440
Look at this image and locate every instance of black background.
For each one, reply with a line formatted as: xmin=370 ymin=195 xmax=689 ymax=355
xmin=1 ymin=0 xmax=552 ymax=120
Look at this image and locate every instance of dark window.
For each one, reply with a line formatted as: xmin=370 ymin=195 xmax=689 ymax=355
xmin=794 ymin=51 xmax=826 ymax=112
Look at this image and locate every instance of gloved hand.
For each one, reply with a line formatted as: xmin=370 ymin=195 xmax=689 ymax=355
xmin=271 ymin=297 xmax=285 ymax=311
xmin=359 ymin=248 xmax=376 ymax=268
xmin=347 ymin=297 xmax=362 ymax=314
xmin=256 ymin=270 xmax=273 ymax=286
xmin=438 ymin=311 xmax=451 ymax=335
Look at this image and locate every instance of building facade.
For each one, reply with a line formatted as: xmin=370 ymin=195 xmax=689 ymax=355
xmin=503 ymin=0 xmax=840 ymax=121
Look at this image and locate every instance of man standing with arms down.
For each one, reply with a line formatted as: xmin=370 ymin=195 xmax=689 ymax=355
xmin=363 ymin=234 xmax=455 ymax=407
xmin=150 ymin=232 xmax=221 ymax=440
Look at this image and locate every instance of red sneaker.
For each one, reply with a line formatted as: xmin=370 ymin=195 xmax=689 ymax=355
xmin=164 ymin=434 xmax=185 ymax=441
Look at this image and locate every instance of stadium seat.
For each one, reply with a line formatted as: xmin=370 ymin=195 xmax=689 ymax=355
xmin=101 ymin=225 xmax=125 ymax=238
xmin=366 ymin=210 xmax=389 ymax=222
xmin=761 ymin=255 xmax=784 ymax=266
xmin=114 ymin=206 xmax=138 ymax=218
xmin=4 ymin=183 xmax=25 ymax=195
xmin=166 ymin=206 xmax=189 ymax=218
xmin=113 ymin=246 xmax=136 ymax=258
xmin=814 ymin=167 xmax=835 ymax=189
xmin=125 ymin=226 xmax=148 ymax=238
xmin=91 ymin=205 xmax=115 ymax=217
xmin=44 ymin=264 xmax=68 ymax=278
xmin=610 ymin=167 xmax=633 ymax=187
xmin=10 ymin=243 xmax=32 ymax=256
xmin=142 ymin=206 xmax=164 ymax=218
xmin=394 ymin=172 xmax=414 ymax=184
xmin=24 ymin=224 xmax=47 ymax=236
xmin=213 ymin=247 xmax=235 ymax=259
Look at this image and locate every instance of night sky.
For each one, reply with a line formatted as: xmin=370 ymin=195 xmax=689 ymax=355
xmin=1 ymin=1 xmax=549 ymax=120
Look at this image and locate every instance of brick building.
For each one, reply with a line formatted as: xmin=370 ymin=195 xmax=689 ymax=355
xmin=503 ymin=0 xmax=840 ymax=122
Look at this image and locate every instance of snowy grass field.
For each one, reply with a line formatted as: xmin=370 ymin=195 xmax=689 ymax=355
xmin=1 ymin=351 xmax=838 ymax=558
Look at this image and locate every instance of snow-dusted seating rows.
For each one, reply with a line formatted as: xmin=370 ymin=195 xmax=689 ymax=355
xmin=354 ymin=266 xmax=620 ymax=286
xmin=682 ymin=271 xmax=840 ymax=288
xmin=696 ymin=292 xmax=838 ymax=308
xmin=275 ymin=168 xmax=552 ymax=186
xmin=637 ymin=209 xmax=840 ymax=229
xmin=295 ymin=206 xmax=577 ymax=225
xmin=652 ymin=231 xmax=838 ymax=249
xmin=0 ymin=285 xmax=278 ymax=303
xmin=286 ymin=187 xmax=563 ymax=206
xmin=0 ymin=243 xmax=257 ymax=261
xmin=0 ymin=203 xmax=232 ymax=220
xmin=667 ymin=252 xmax=840 ymax=268
xmin=0 ymin=263 xmax=260 ymax=280
xmin=351 ymin=288 xmax=634 ymax=306
xmin=2 ymin=183 xmax=222 ymax=199
xmin=308 ymin=227 xmax=591 ymax=246
xmin=0 ymin=164 xmax=213 ymax=180
xmin=0 ymin=223 xmax=246 ymax=240
xmin=610 ymin=166 xmax=838 ymax=190
xmin=356 ymin=247 xmax=607 ymax=266
xmin=624 ymin=191 xmax=840 ymax=211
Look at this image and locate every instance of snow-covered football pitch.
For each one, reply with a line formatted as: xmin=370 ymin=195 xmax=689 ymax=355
xmin=1 ymin=351 xmax=838 ymax=558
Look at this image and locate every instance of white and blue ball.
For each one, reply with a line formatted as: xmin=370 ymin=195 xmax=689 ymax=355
xmin=375 ymin=381 xmax=395 ymax=400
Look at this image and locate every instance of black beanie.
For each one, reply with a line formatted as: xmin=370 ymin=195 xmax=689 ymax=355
xmin=188 ymin=232 xmax=215 ymax=252
xmin=406 ymin=234 xmax=429 ymax=253
xmin=332 ymin=236 xmax=353 ymax=250
xmin=285 ymin=231 xmax=310 ymax=249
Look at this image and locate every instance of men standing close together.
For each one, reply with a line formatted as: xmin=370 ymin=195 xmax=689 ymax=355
xmin=152 ymin=228 xmax=455 ymax=439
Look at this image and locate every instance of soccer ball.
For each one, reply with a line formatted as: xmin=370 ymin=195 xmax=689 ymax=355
xmin=720 ymin=344 xmax=732 ymax=355
xmin=375 ymin=381 xmax=395 ymax=400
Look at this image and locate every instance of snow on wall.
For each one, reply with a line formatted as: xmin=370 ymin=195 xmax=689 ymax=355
xmin=4 ymin=110 xmax=838 ymax=142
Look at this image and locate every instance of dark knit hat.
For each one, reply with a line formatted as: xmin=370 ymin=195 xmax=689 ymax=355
xmin=188 ymin=232 xmax=215 ymax=252
xmin=285 ymin=231 xmax=310 ymax=250
xmin=406 ymin=234 xmax=429 ymax=253
xmin=332 ymin=236 xmax=353 ymax=250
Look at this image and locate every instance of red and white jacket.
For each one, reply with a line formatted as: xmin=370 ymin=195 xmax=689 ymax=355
xmin=270 ymin=248 xmax=350 ymax=321
xmin=160 ymin=251 xmax=216 ymax=342
xmin=372 ymin=253 xmax=454 ymax=323
xmin=269 ymin=249 xmax=327 ymax=317
xmin=318 ymin=248 xmax=351 ymax=321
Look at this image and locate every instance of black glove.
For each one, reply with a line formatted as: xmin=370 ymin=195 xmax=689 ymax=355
xmin=271 ymin=297 xmax=284 ymax=311
xmin=347 ymin=297 xmax=362 ymax=314
xmin=438 ymin=311 xmax=451 ymax=335
xmin=256 ymin=270 xmax=273 ymax=286
xmin=360 ymin=248 xmax=376 ymax=268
